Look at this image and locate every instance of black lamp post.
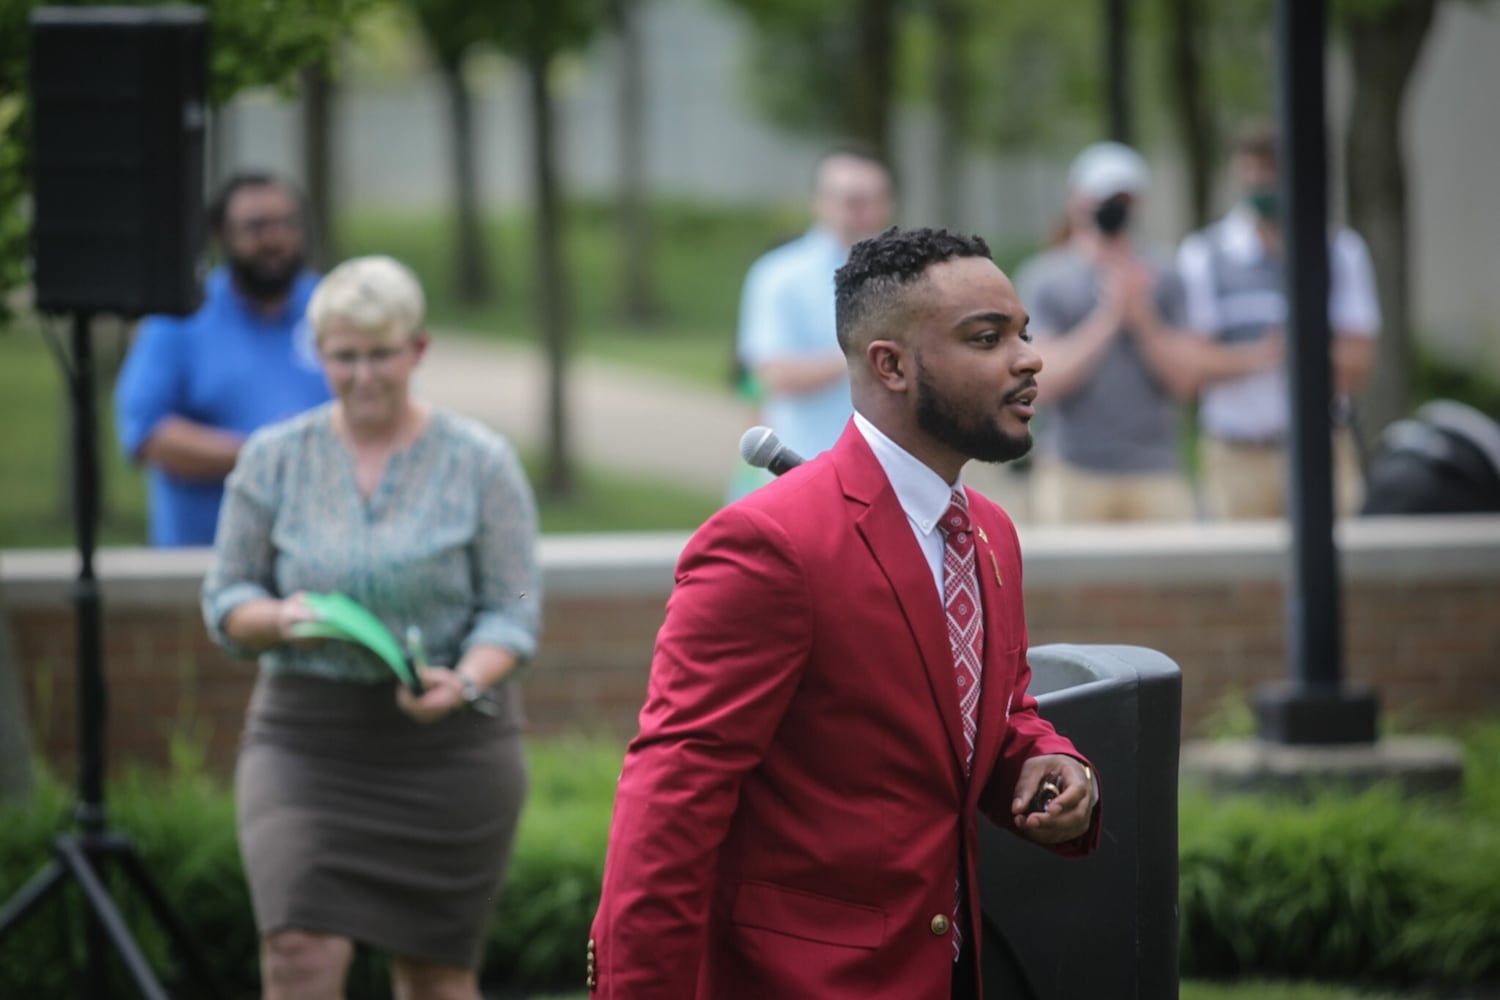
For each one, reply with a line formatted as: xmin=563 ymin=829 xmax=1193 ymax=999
xmin=1253 ymin=0 xmax=1380 ymax=745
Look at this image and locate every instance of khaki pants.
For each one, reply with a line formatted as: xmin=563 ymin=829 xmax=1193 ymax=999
xmin=1200 ymin=428 xmax=1364 ymax=520
xmin=1029 ymin=459 xmax=1197 ymax=525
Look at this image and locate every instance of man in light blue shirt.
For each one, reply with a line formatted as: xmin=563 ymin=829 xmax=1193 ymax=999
xmin=731 ymin=147 xmax=894 ymax=498
xmin=115 ymin=172 xmax=331 ymax=546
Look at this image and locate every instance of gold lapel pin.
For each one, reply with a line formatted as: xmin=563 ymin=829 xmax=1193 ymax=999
xmin=974 ymin=526 xmax=1001 ymax=585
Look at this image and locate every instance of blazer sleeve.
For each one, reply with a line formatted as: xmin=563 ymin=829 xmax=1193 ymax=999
xmin=590 ymin=504 xmax=814 ymax=999
xmin=976 ymin=516 xmax=1102 ymax=857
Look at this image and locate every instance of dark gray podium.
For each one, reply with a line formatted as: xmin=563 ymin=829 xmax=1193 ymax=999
xmin=979 ymin=644 xmax=1182 ymax=999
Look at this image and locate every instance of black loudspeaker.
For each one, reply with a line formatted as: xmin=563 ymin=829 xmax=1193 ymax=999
xmin=1361 ymin=399 xmax=1500 ymax=515
xmin=29 ymin=6 xmax=208 ymax=317
xmin=980 ymin=644 xmax=1182 ymax=1000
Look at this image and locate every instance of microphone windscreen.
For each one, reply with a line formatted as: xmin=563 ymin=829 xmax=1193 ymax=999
xmin=739 ymin=426 xmax=780 ymax=468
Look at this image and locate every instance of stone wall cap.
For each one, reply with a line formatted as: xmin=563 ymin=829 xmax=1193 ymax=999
xmin=3 ymin=515 xmax=1496 ymax=608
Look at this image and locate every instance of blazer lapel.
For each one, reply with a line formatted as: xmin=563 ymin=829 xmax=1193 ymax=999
xmin=833 ymin=427 xmax=968 ymax=773
xmin=967 ymin=497 xmax=1016 ymax=801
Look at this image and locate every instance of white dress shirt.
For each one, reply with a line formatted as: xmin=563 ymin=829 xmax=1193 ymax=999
xmin=853 ymin=412 xmax=962 ymax=600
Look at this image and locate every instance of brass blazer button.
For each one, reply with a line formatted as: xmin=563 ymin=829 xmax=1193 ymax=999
xmin=930 ymin=913 xmax=951 ymax=935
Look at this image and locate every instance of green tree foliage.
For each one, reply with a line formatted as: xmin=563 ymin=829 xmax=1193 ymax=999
xmin=721 ymin=0 xmax=902 ymax=160
xmin=0 ymin=0 xmax=377 ymax=323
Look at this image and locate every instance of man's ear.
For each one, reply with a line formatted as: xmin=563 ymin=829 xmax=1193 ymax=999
xmin=866 ymin=339 xmax=909 ymax=393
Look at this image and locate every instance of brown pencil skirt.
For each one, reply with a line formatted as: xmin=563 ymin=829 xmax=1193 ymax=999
xmin=235 ymin=672 xmax=528 ymax=969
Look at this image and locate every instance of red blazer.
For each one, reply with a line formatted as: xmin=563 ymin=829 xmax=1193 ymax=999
xmin=589 ymin=424 xmax=1099 ymax=999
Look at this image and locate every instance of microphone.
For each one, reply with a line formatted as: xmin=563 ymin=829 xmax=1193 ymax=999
xmin=739 ymin=426 xmax=805 ymax=477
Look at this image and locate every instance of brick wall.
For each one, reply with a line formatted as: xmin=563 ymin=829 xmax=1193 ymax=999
xmin=3 ymin=518 xmax=1497 ymax=780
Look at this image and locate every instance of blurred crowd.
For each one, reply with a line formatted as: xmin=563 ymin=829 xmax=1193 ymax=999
xmin=729 ymin=121 xmax=1380 ymax=524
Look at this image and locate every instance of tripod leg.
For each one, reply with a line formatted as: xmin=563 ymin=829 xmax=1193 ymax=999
xmin=114 ymin=846 xmax=226 ymax=997
xmin=56 ymin=838 xmax=171 ymax=1000
xmin=0 ymin=860 xmax=68 ymax=942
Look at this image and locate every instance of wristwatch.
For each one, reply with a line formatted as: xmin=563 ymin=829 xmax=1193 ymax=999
xmin=457 ymin=673 xmax=499 ymax=717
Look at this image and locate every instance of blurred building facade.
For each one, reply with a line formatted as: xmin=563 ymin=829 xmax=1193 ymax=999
xmin=214 ymin=0 xmax=1499 ymax=377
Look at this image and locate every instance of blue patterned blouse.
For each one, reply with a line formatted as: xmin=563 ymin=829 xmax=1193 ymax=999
xmin=202 ymin=404 xmax=541 ymax=683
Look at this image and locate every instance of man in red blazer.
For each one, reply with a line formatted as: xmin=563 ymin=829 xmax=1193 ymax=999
xmin=588 ymin=227 xmax=1101 ymax=999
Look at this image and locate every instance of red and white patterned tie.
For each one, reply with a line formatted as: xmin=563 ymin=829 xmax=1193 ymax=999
xmin=941 ymin=490 xmax=983 ymax=771
xmin=940 ymin=489 xmax=984 ymax=959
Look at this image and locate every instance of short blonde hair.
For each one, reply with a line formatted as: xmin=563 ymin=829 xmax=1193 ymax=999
xmin=308 ymin=255 xmax=426 ymax=344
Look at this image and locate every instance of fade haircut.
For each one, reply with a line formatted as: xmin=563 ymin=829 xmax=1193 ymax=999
xmin=834 ymin=226 xmax=991 ymax=354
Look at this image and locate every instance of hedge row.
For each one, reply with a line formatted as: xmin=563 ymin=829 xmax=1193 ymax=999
xmin=2 ymin=725 xmax=1497 ymax=996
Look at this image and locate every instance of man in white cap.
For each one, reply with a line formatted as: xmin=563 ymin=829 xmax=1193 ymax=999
xmin=1016 ymin=141 xmax=1278 ymax=523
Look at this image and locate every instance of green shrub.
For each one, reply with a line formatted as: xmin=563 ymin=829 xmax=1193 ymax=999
xmin=1180 ymin=720 xmax=1500 ymax=987
xmin=1413 ymin=346 xmax=1500 ymax=422
xmin=0 ymin=736 xmax=623 ymax=997
xmin=4 ymin=725 xmax=1498 ymax=994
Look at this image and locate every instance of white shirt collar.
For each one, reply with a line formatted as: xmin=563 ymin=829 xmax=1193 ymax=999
xmin=852 ymin=412 xmax=957 ymax=536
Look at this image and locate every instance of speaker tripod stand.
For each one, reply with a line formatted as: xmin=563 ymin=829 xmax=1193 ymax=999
xmin=0 ymin=312 xmax=222 ymax=999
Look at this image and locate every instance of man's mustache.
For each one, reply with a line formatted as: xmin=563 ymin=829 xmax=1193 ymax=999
xmin=1003 ymin=378 xmax=1038 ymax=404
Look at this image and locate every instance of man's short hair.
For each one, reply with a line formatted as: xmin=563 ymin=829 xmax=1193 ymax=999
xmin=815 ymin=141 xmax=896 ymax=193
xmin=207 ymin=171 xmax=303 ymax=237
xmin=834 ymin=226 xmax=991 ymax=353
xmin=1231 ymin=119 xmax=1278 ymax=165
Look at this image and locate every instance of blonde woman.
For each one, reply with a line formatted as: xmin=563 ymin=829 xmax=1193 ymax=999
xmin=202 ymin=255 xmax=540 ymax=999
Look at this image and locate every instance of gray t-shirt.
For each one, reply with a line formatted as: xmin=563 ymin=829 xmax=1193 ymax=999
xmin=1017 ymin=245 xmax=1187 ymax=474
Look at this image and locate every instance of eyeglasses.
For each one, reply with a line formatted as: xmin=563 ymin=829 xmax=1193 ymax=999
xmin=228 ymin=214 xmax=302 ymax=238
xmin=320 ymin=343 xmax=412 ymax=370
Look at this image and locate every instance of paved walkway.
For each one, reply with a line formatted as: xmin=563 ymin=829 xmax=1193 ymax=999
xmin=418 ymin=330 xmax=1032 ymax=515
xmin=419 ymin=331 xmax=753 ymax=496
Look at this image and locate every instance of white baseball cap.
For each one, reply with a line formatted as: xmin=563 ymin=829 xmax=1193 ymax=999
xmin=1068 ymin=142 xmax=1149 ymax=200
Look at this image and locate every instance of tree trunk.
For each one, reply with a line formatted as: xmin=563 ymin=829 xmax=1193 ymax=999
xmin=300 ymin=62 xmax=337 ymax=271
xmin=852 ymin=0 xmax=896 ymax=163
xmin=440 ymin=56 xmax=494 ymax=305
xmin=930 ymin=0 xmax=968 ymax=229
xmin=1343 ymin=0 xmax=1437 ymax=437
xmin=1103 ymin=0 xmax=1132 ymax=144
xmin=616 ymin=0 xmax=658 ymax=325
xmin=1165 ymin=0 xmax=1215 ymax=229
xmin=526 ymin=45 xmax=574 ymax=499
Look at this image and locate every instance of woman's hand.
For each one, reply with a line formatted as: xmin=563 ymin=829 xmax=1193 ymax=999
xmin=274 ymin=593 xmax=320 ymax=644
xmin=395 ymin=666 xmax=467 ymax=724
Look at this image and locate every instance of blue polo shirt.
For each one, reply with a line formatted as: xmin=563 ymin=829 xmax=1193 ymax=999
xmin=735 ymin=227 xmax=853 ymax=461
xmin=115 ymin=267 xmax=331 ymax=547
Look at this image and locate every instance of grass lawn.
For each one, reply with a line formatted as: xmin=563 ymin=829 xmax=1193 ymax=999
xmin=1 ymin=202 xmax=810 ymax=548
xmin=0 ymin=202 xmax=1051 ymax=548
xmin=339 ymin=200 xmax=807 ymax=388
xmin=0 ymin=323 xmax=719 ymax=549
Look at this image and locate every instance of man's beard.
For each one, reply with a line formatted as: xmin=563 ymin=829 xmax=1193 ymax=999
xmin=915 ymin=356 xmax=1033 ymax=465
xmin=228 ymin=251 xmax=302 ymax=303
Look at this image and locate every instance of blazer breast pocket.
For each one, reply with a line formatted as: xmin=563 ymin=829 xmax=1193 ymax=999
xmin=730 ymin=880 xmax=886 ymax=950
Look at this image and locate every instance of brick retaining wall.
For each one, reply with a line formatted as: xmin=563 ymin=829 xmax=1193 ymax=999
xmin=3 ymin=518 xmax=1497 ymax=779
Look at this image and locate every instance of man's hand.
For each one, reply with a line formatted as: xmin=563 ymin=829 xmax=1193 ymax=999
xmin=1011 ymin=754 xmax=1096 ymax=845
